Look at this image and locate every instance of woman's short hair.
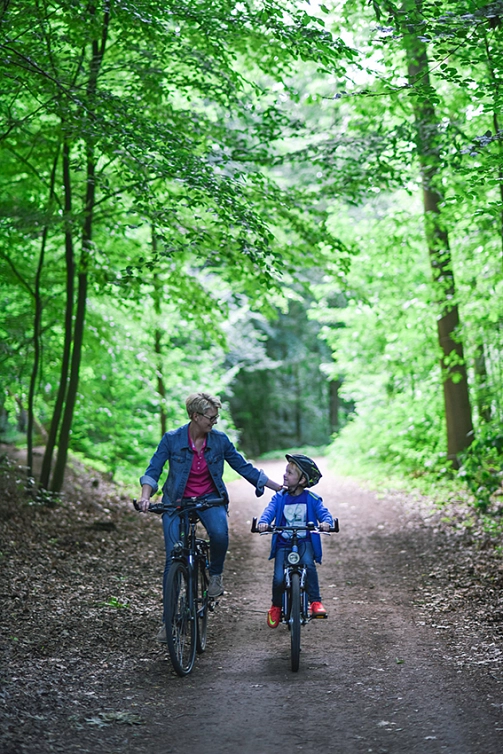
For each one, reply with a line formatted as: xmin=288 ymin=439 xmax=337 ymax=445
xmin=185 ymin=392 xmax=222 ymax=418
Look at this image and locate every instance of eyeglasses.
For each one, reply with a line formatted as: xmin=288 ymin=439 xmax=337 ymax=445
xmin=200 ymin=412 xmax=219 ymax=424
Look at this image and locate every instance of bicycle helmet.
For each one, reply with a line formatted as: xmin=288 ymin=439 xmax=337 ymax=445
xmin=285 ymin=454 xmax=322 ymax=488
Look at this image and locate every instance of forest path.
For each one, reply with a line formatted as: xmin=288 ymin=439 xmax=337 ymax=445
xmin=2 ymin=458 xmax=502 ymax=753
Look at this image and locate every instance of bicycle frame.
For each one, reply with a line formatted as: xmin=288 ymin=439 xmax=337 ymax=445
xmin=172 ymin=507 xmax=204 ymax=566
xmin=281 ymin=529 xmax=310 ymax=626
xmin=171 ymin=507 xmax=212 ymax=608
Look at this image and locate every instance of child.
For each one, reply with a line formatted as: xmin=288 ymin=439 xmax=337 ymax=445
xmin=258 ymin=454 xmax=333 ymax=628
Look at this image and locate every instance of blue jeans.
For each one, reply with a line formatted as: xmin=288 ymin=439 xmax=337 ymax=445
xmin=272 ymin=540 xmax=321 ymax=607
xmin=162 ymin=504 xmax=228 ymax=597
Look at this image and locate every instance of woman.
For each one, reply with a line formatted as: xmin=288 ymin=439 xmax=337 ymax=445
xmin=138 ymin=392 xmax=282 ymax=639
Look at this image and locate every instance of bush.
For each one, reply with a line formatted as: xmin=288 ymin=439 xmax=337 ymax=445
xmin=458 ymin=430 xmax=503 ymax=512
xmin=327 ymin=385 xmax=447 ymax=478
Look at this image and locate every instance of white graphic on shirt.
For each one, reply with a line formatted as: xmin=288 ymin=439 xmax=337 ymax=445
xmin=281 ymin=502 xmax=307 ymax=540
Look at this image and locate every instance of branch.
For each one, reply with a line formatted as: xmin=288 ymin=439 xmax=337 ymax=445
xmin=0 ymin=94 xmax=60 ymax=142
xmin=4 ymin=145 xmax=62 ymax=208
xmin=322 ymin=15 xmax=486 ymax=102
xmin=0 ymin=251 xmax=35 ymax=297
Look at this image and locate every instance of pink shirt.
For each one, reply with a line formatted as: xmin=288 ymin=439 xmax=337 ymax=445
xmin=183 ymin=429 xmax=217 ymax=497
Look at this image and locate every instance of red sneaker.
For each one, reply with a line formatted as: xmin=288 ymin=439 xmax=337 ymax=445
xmin=267 ymin=605 xmax=281 ymax=628
xmin=310 ymin=601 xmax=327 ymax=617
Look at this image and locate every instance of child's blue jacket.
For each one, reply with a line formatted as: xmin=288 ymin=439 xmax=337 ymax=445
xmin=258 ymin=489 xmax=333 ymax=564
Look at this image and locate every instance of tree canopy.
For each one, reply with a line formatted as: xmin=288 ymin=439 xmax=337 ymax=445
xmin=2 ymin=0 xmax=503 ymax=511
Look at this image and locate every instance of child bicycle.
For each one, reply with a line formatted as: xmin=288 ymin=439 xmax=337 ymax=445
xmin=251 ymin=517 xmax=339 ymax=672
xmin=134 ymin=495 xmax=225 ymax=676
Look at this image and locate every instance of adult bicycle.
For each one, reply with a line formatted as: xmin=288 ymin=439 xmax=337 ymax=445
xmin=134 ymin=495 xmax=225 ymax=676
xmin=251 ymin=517 xmax=339 ymax=672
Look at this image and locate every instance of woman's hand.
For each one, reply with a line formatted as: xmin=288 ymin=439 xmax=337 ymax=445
xmin=319 ymin=522 xmax=331 ymax=532
xmin=138 ymin=484 xmax=153 ymax=512
xmin=258 ymin=522 xmax=269 ymax=532
xmin=138 ymin=497 xmax=151 ymax=512
xmin=265 ymin=479 xmax=284 ymax=492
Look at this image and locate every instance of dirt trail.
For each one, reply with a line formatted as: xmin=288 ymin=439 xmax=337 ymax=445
xmin=2 ymin=458 xmax=503 ymax=753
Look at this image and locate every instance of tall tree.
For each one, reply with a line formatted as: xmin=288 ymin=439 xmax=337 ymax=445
xmin=302 ymin=0 xmax=484 ymax=467
xmin=50 ymin=3 xmax=111 ymax=493
xmin=27 ymin=147 xmax=60 ymax=478
xmin=399 ymin=0 xmax=473 ymax=464
xmin=39 ymin=140 xmax=76 ymax=490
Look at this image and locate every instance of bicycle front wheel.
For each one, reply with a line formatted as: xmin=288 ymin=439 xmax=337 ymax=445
xmin=290 ymin=571 xmax=301 ymax=672
xmin=196 ymin=558 xmax=209 ymax=654
xmin=164 ymin=562 xmax=196 ymax=676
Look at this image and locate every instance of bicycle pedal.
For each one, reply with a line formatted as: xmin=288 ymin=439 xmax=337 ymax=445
xmin=310 ymin=613 xmax=328 ymax=620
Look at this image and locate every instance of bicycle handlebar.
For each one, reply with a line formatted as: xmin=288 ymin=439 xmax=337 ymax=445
xmin=251 ymin=517 xmax=339 ymax=534
xmin=133 ymin=496 xmax=226 ymax=515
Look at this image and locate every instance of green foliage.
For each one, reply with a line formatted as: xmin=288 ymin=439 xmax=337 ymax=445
xmin=1 ymin=0 xmax=357 ymax=488
xmin=3 ymin=0 xmax=503 ymax=512
xmin=296 ymin=0 xmax=503 ymax=509
xmin=328 ymin=386 xmax=447 ymax=476
xmin=36 ymin=291 xmax=232 ymax=479
xmin=225 ymin=283 xmax=336 ymax=456
xmin=258 ymin=445 xmax=328 ymax=461
xmin=458 ymin=429 xmax=503 ymax=511
xmin=312 ymin=196 xmax=447 ymax=480
xmin=98 ymin=596 xmax=130 ymax=609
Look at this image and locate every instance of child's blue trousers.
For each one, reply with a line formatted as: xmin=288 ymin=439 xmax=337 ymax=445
xmin=272 ymin=540 xmax=321 ymax=607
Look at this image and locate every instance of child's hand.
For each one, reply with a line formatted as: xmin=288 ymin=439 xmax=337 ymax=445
xmin=319 ymin=522 xmax=331 ymax=532
xmin=258 ymin=522 xmax=269 ymax=532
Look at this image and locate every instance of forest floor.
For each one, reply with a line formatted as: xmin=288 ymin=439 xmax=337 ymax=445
xmin=1 ymin=448 xmax=503 ymax=754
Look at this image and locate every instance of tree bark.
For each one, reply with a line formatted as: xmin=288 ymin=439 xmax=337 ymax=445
xmin=40 ymin=139 xmax=75 ymax=490
xmin=329 ymin=378 xmax=341 ymax=434
xmin=51 ymin=146 xmax=94 ymax=493
xmin=293 ymin=362 xmax=302 ymax=445
xmin=152 ymin=233 xmax=167 ymax=437
xmin=483 ymin=22 xmax=503 ymax=260
xmin=401 ymin=1 xmax=473 ymax=465
xmin=27 ymin=147 xmax=60 ymax=478
xmin=474 ymin=343 xmax=492 ymax=424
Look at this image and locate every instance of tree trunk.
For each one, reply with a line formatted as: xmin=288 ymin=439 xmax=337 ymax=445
xmin=329 ymin=379 xmax=341 ymax=434
xmin=152 ymin=233 xmax=167 ymax=437
xmin=474 ymin=343 xmax=492 ymax=424
xmin=27 ymin=147 xmax=60 ymax=478
xmin=483 ymin=24 xmax=503 ymax=260
xmin=40 ymin=140 xmax=75 ymax=490
xmin=50 ymin=9 xmax=110 ymax=492
xmin=401 ymin=0 xmax=473 ymax=465
xmin=293 ymin=362 xmax=302 ymax=445
xmin=50 ymin=150 xmax=94 ymax=493
xmin=154 ymin=327 xmax=167 ymax=437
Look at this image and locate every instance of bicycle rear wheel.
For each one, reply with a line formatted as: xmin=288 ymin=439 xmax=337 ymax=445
xmin=196 ymin=558 xmax=209 ymax=654
xmin=290 ymin=571 xmax=301 ymax=672
xmin=164 ymin=562 xmax=196 ymax=676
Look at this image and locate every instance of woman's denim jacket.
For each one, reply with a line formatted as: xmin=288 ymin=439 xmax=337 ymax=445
xmin=140 ymin=424 xmax=268 ymax=506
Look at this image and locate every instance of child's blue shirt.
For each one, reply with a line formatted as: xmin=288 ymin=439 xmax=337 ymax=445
xmin=259 ymin=489 xmax=333 ymax=564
